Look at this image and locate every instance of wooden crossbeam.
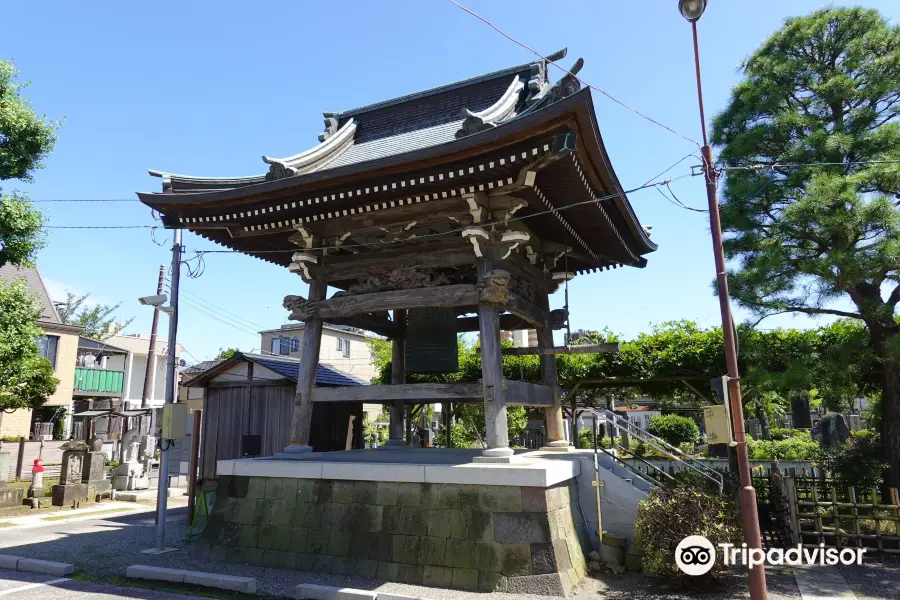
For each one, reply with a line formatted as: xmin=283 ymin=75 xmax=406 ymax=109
xmin=501 ymin=343 xmax=620 ymax=356
xmin=310 ymin=380 xmax=553 ymax=407
xmin=315 ymin=285 xmax=479 ymax=320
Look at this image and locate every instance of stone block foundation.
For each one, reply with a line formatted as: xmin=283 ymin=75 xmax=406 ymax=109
xmin=202 ymin=476 xmax=587 ymax=595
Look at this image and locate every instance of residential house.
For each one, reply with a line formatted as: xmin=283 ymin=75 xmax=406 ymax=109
xmin=260 ymin=323 xmax=381 ymax=422
xmin=0 ymin=264 xmax=82 ymax=439
xmin=259 ymin=323 xmax=378 ymax=382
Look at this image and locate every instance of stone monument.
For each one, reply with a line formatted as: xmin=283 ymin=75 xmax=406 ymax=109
xmin=0 ymin=452 xmax=23 ymax=508
xmin=52 ymin=442 xmax=89 ymax=507
xmin=84 ymin=437 xmax=112 ymax=501
xmin=112 ymin=427 xmax=149 ymax=491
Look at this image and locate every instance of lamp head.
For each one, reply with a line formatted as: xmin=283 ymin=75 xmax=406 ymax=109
xmin=678 ymin=0 xmax=707 ymax=21
xmin=138 ymin=294 xmax=168 ymax=307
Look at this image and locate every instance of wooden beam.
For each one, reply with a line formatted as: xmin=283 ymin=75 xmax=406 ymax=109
xmin=327 ymin=314 xmax=399 ymax=338
xmin=320 ymin=247 xmax=474 ymax=282
xmin=314 ymin=285 xmax=479 ymax=319
xmin=501 ymin=343 xmax=620 ymax=356
xmin=455 ymin=313 xmax=536 ymax=333
xmin=310 ymin=379 xmax=552 ymax=407
xmin=312 ymin=382 xmax=484 ymax=403
xmin=506 ymin=380 xmax=554 ymax=407
xmin=505 ymin=293 xmax=548 ymax=328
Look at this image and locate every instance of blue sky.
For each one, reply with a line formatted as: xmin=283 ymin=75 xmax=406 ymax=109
xmin=4 ymin=1 xmax=898 ymax=363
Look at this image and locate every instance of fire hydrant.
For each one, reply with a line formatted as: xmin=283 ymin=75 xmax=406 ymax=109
xmin=28 ymin=458 xmax=43 ymax=499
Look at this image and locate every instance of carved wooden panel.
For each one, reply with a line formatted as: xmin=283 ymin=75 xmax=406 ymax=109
xmin=405 ymin=307 xmax=459 ymax=373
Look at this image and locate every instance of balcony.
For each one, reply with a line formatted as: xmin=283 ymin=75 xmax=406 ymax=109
xmin=73 ymin=367 xmax=125 ymax=396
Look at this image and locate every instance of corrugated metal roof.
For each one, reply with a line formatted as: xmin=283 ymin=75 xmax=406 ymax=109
xmin=329 ymin=120 xmax=463 ymax=169
xmin=0 ymin=263 xmax=60 ymax=323
xmin=243 ymin=354 xmax=370 ymax=387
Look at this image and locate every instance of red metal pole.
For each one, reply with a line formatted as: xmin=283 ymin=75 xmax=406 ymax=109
xmin=692 ymin=20 xmax=768 ymax=600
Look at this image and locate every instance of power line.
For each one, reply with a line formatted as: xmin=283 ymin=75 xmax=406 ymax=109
xmin=446 ymin=0 xmax=700 ymax=147
xmin=719 ymin=159 xmax=900 ymax=171
xmin=43 ymin=225 xmax=156 ymax=229
xmin=166 ymin=279 xmax=270 ymax=331
xmin=29 ymin=199 xmax=138 ymax=203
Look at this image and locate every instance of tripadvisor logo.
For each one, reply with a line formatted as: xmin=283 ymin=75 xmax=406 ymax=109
xmin=675 ymin=535 xmax=866 ymax=575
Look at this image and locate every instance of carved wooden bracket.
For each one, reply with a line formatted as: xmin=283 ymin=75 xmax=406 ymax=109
xmin=284 ymin=294 xmax=319 ymax=321
xmin=478 ymin=270 xmax=511 ymax=305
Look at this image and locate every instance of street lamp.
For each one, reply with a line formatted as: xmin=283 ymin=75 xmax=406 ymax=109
xmin=678 ymin=0 xmax=707 ymax=21
xmin=676 ymin=3 xmax=769 ymax=600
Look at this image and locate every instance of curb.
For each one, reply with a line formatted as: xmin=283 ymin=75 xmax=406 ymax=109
xmin=126 ymin=564 xmax=256 ymax=594
xmin=294 ymin=585 xmax=431 ymax=600
xmin=0 ymin=554 xmax=74 ymax=577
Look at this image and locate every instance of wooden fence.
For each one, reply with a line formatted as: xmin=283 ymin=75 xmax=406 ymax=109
xmin=770 ymin=472 xmax=900 ymax=555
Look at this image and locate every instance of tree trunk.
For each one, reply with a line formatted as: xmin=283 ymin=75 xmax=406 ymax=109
xmin=883 ymin=356 xmax=900 ymax=489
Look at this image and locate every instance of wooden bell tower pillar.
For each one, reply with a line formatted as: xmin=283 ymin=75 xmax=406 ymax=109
xmin=474 ymin=255 xmax=514 ymax=462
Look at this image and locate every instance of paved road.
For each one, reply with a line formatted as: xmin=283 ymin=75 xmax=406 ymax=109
xmin=0 ymin=569 xmax=196 ymax=599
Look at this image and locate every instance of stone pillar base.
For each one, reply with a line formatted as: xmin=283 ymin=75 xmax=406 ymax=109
xmin=473 ymin=447 xmax=517 ymax=463
xmin=540 ymin=441 xmax=574 ymax=452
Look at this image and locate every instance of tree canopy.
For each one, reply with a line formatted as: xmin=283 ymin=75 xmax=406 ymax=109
xmin=57 ymin=292 xmax=133 ymax=341
xmin=0 ymin=59 xmax=56 ymax=267
xmin=0 ymin=279 xmax=58 ymax=411
xmin=216 ymin=347 xmax=240 ymax=360
xmin=711 ymin=7 xmax=900 ymax=484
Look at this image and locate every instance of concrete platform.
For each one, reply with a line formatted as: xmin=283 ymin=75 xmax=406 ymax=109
xmin=216 ymin=448 xmax=580 ymax=487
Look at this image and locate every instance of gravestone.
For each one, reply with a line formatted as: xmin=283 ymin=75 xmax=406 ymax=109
xmin=0 ymin=453 xmax=23 ymax=508
xmin=83 ymin=438 xmax=111 ymax=500
xmin=816 ymin=412 xmax=850 ymax=448
xmin=52 ymin=449 xmax=89 ymax=507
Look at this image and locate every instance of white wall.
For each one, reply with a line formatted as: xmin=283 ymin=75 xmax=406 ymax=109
xmin=106 ymin=351 xmax=171 ymax=406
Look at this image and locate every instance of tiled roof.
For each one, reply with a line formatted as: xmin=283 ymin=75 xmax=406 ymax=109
xmin=328 ymin=120 xmax=463 ymax=169
xmin=0 ymin=263 xmax=60 ymax=323
xmin=245 ymin=354 xmax=369 ymax=386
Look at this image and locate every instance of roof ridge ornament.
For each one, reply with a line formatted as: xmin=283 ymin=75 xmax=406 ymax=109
xmin=548 ymin=57 xmax=584 ymax=102
xmin=526 ymin=48 xmax=567 ymax=106
xmin=263 ymin=119 xmax=357 ymax=181
xmin=318 ymin=112 xmax=341 ymax=143
xmin=456 ymin=75 xmax=527 ymax=139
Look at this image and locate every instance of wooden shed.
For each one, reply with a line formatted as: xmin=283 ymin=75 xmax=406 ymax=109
xmin=183 ymin=352 xmax=369 ymax=482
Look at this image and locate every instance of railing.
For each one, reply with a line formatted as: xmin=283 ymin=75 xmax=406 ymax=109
xmin=591 ymin=408 xmax=724 ymax=492
xmin=73 ymin=367 xmax=124 ymax=394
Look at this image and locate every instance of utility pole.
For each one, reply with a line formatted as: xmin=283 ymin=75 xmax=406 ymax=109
xmin=677 ymin=1 xmax=767 ymax=598
xmin=149 ymin=229 xmax=181 ymax=554
xmin=141 ymin=265 xmax=165 ymax=408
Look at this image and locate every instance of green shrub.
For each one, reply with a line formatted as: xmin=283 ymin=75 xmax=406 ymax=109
xmin=747 ymin=436 xmax=819 ymax=460
xmin=679 ymin=441 xmax=697 ymax=456
xmin=629 ymin=439 xmax=645 ymax=457
xmin=648 ymin=414 xmax=700 ymax=447
xmin=635 ymin=486 xmax=740 ymax=588
xmin=770 ymin=428 xmax=811 ymax=441
xmin=821 ymin=430 xmax=887 ymax=490
xmin=576 ymin=429 xmax=611 ymax=449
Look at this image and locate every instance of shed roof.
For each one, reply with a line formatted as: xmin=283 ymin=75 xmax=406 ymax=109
xmin=184 ymin=352 xmax=370 ymax=387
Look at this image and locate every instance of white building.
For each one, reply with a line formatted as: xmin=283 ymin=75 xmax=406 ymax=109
xmin=100 ymin=333 xmax=184 ymax=408
xmin=258 ymin=323 xmax=378 ymax=383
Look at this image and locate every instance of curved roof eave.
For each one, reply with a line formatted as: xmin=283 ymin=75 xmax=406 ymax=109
xmin=573 ymin=91 xmax=658 ymax=254
xmin=138 ymin=88 xmax=656 ymax=257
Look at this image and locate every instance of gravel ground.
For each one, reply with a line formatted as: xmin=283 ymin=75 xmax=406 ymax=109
xmin=838 ymin=559 xmax=900 ymax=600
xmin=0 ymin=503 xmax=895 ymax=599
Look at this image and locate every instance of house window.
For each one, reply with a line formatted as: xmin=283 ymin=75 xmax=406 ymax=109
xmin=290 ymin=337 xmax=300 ymax=352
xmin=271 ymin=337 xmax=292 ymax=356
xmin=342 ymin=339 xmax=351 ymax=358
xmin=36 ymin=335 xmax=59 ymax=368
xmin=336 ymin=337 xmax=343 ymax=351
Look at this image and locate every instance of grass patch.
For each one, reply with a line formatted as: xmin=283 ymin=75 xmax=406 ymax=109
xmin=0 ymin=522 xmax=15 ymax=527
xmin=41 ymin=507 xmax=134 ymax=521
xmin=74 ymin=573 xmax=267 ymax=600
xmin=7 ymin=477 xmax=59 ymax=493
